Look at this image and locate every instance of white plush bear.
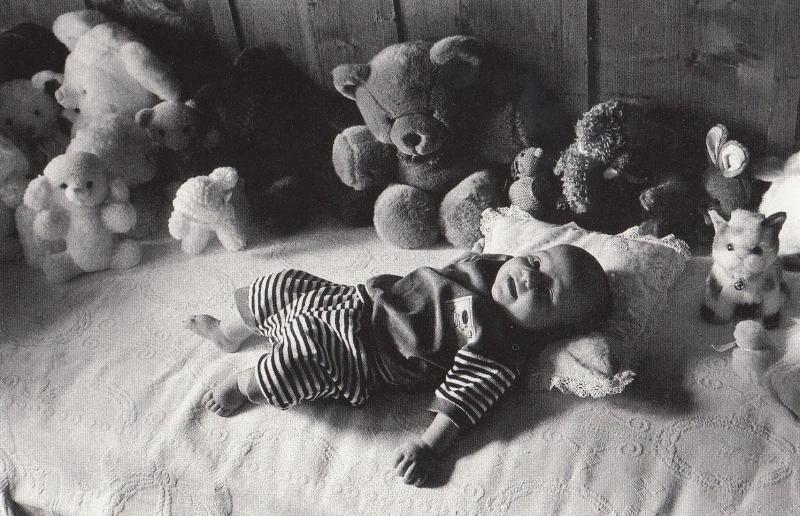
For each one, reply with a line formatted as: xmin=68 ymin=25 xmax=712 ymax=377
xmin=168 ymin=167 xmax=246 ymax=254
xmin=51 ymin=9 xmax=181 ymax=134
xmin=22 ymin=151 xmax=141 ymax=282
xmin=0 ymin=135 xmax=31 ymax=260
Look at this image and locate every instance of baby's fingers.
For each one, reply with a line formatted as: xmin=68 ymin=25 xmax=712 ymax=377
xmin=403 ymin=463 xmax=419 ymax=484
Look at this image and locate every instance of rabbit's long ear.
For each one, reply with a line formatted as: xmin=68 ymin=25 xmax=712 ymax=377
xmin=706 ymin=124 xmax=728 ymax=166
xmin=718 ymin=139 xmax=749 ymax=178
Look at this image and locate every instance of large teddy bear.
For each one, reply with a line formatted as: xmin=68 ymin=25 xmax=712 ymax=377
xmin=22 ymin=151 xmax=140 ymax=282
xmin=331 ymin=36 xmax=570 ymax=249
xmin=50 ymin=9 xmax=182 ymax=134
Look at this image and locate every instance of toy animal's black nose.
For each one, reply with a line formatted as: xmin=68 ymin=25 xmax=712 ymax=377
xmin=402 ymin=133 xmax=422 ymax=148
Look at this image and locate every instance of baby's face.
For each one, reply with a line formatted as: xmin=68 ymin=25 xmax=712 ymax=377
xmin=491 ymin=244 xmax=605 ymax=331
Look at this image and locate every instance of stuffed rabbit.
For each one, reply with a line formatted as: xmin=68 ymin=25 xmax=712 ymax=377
xmin=702 ymin=124 xmax=752 ymax=218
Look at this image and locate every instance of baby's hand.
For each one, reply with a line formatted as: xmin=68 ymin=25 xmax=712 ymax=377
xmin=392 ymin=439 xmax=437 ymax=487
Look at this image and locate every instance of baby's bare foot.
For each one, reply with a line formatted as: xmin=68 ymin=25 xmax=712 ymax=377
xmin=183 ymin=314 xmax=241 ymax=352
xmin=202 ymin=375 xmax=248 ymax=417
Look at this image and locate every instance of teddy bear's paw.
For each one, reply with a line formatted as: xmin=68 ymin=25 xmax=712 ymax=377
xmin=332 ymin=126 xmax=395 ymax=191
xmin=111 ymin=240 xmax=142 ymax=270
xmin=374 ymin=184 xmax=440 ymax=249
xmin=440 ymin=171 xmax=505 ymax=249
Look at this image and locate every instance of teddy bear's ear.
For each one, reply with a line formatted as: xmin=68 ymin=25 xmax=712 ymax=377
xmin=52 ymin=9 xmax=109 ymax=50
xmin=30 ymin=71 xmax=63 ymax=97
xmin=429 ymin=35 xmax=482 ymax=89
xmin=135 ymin=108 xmax=154 ymax=129
xmin=332 ymin=64 xmax=370 ymax=100
xmin=209 ymin=167 xmax=238 ymax=190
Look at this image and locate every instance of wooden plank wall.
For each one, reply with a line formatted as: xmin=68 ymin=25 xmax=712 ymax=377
xmin=2 ymin=0 xmax=799 ymax=154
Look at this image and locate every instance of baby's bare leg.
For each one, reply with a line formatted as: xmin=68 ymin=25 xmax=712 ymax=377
xmin=202 ymin=367 xmax=261 ymax=417
xmin=184 ymin=312 xmax=253 ymax=352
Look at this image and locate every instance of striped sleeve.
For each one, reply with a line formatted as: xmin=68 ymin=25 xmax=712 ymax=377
xmin=429 ymin=348 xmax=518 ymax=429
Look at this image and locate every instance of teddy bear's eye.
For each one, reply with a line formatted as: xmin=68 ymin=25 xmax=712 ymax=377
xmin=74 ymin=108 xmax=80 ymax=114
xmin=158 ymin=129 xmax=166 ymax=137
xmin=86 ymin=181 xmax=94 ymax=189
xmin=82 ymin=89 xmax=87 ymax=94
xmin=727 ymin=243 xmax=734 ymax=251
xmin=33 ymin=109 xmax=41 ymax=116
xmin=59 ymin=183 xmax=68 ymax=189
xmin=752 ymin=246 xmax=763 ymax=255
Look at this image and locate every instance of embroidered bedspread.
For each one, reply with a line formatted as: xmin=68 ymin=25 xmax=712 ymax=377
xmin=1 ymin=218 xmax=799 ymax=515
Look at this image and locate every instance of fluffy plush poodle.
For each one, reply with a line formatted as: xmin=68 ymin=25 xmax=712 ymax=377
xmin=331 ymin=36 xmax=569 ymax=248
xmin=22 ymin=151 xmax=140 ymax=282
xmin=51 ymin=9 xmax=181 ymax=134
xmin=168 ymin=167 xmax=246 ymax=254
xmin=0 ymin=135 xmax=31 ymax=260
xmin=0 ymin=22 xmax=68 ymax=83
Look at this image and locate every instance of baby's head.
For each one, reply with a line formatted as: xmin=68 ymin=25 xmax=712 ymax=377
xmin=491 ymin=244 xmax=611 ymax=334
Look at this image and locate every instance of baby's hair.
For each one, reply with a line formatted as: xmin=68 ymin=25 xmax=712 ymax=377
xmin=547 ymin=246 xmax=613 ymax=339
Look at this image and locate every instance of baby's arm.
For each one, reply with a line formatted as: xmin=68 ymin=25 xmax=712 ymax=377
xmin=393 ymin=413 xmax=461 ymax=486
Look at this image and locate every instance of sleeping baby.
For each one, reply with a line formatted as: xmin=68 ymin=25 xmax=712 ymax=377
xmin=184 ymin=244 xmax=611 ymax=486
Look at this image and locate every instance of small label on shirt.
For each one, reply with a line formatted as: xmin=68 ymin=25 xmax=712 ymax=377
xmin=445 ymin=296 xmax=477 ymax=345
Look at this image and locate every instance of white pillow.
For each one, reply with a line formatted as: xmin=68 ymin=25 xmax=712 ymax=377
xmin=479 ymin=206 xmax=691 ymax=397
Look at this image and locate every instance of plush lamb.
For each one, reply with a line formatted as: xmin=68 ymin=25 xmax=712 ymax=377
xmin=168 ymin=167 xmax=246 ymax=254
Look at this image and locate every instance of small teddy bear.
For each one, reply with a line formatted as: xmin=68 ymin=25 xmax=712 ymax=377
xmin=168 ymin=167 xmax=246 ymax=254
xmin=506 ymin=147 xmax=560 ymax=220
xmin=22 ymin=151 xmax=141 ymax=282
xmin=0 ymin=135 xmax=31 ymax=260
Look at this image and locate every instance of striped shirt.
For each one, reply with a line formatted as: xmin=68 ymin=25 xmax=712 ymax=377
xmin=361 ymin=252 xmax=529 ymax=429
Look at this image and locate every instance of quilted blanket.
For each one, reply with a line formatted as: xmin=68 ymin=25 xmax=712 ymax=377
xmin=1 ymin=217 xmax=799 ymax=515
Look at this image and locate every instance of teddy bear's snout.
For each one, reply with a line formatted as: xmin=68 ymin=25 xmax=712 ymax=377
xmin=390 ymin=114 xmax=446 ymax=156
